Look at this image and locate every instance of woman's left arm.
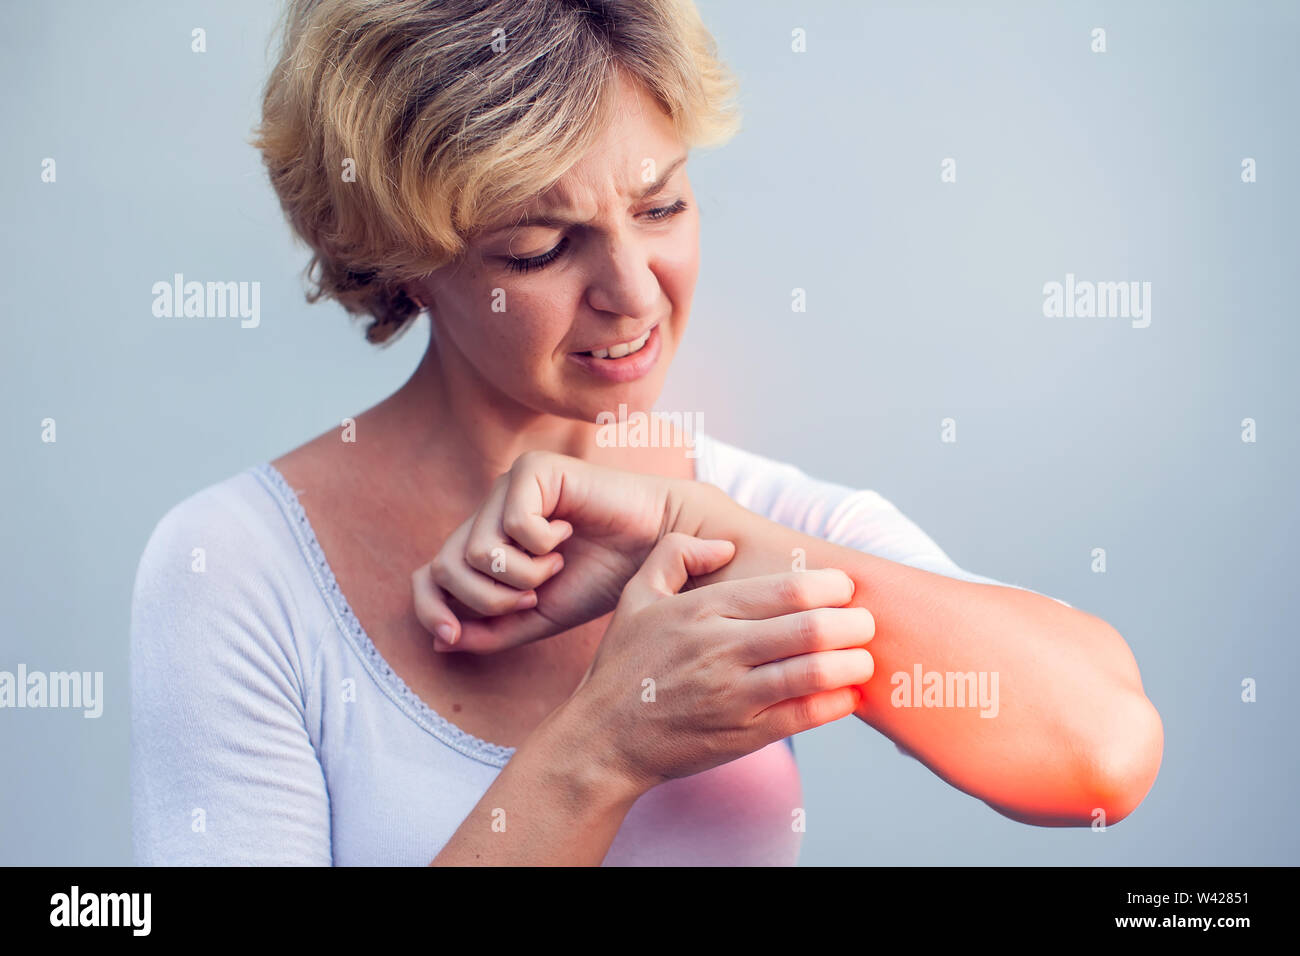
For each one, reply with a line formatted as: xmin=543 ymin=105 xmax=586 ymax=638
xmin=673 ymin=481 xmax=1164 ymax=828
xmin=413 ymin=451 xmax=1163 ymax=827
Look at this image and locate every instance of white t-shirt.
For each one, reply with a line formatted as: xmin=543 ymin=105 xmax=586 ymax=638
xmin=129 ymin=430 xmax=1059 ymax=865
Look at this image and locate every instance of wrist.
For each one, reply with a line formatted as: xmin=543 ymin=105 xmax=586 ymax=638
xmin=529 ymin=693 xmax=651 ymax=814
xmin=664 ymin=478 xmax=739 ymax=540
xmin=667 ymin=481 xmax=818 ymax=586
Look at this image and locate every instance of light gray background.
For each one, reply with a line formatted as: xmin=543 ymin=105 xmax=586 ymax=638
xmin=2 ymin=0 xmax=1296 ymax=865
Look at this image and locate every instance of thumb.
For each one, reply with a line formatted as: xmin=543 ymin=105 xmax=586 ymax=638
xmin=622 ymin=532 xmax=736 ymax=609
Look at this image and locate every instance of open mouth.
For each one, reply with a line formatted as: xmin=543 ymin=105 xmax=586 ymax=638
xmin=577 ymin=327 xmax=654 ymax=360
xmin=567 ymin=324 xmax=662 ymax=383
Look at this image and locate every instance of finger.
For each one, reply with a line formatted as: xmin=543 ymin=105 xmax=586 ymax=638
xmin=465 ymin=472 xmax=569 ymax=586
xmin=431 ymin=549 xmax=537 ymax=618
xmin=500 ymin=468 xmax=573 ymax=557
xmin=620 ymin=532 xmax=736 ymax=610
xmin=463 ymin=473 xmax=510 ymax=573
xmin=430 ymin=511 xmax=535 ymax=617
xmin=466 ymin=498 xmax=566 ymax=591
xmin=437 ymin=605 xmax=580 ymax=656
xmin=474 ymin=452 xmax=574 ymax=557
xmin=744 ymin=648 xmax=875 ymax=710
xmin=443 ymin=590 xmax=488 ymax=622
xmin=411 ymin=564 xmax=462 ymax=647
xmin=756 ymin=685 xmax=865 ymax=739
xmin=703 ymin=567 xmax=857 ymax=621
xmin=466 ymin=537 xmax=562 ymax=590
xmin=732 ymin=606 xmax=875 ymax=664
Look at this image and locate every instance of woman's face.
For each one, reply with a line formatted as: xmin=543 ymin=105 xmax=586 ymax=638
xmin=412 ymin=73 xmax=700 ymax=425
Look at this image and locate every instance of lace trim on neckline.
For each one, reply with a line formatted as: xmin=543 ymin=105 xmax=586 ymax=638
xmin=252 ymin=461 xmax=517 ymax=768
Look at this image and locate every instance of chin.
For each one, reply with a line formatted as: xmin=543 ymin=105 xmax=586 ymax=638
xmin=555 ymin=364 xmax=672 ymax=421
xmin=564 ymin=386 xmax=662 ymax=426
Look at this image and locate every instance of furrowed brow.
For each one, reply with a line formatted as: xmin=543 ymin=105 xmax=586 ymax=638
xmin=636 ymin=154 xmax=688 ymax=201
xmin=482 ymin=155 xmax=688 ymax=234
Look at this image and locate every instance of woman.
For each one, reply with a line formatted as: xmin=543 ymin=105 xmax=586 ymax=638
xmin=129 ymin=0 xmax=1163 ymax=866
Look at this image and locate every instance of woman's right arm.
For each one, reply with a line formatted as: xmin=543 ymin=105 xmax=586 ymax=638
xmin=430 ymin=533 xmax=874 ymax=865
xmin=428 ymin=696 xmax=641 ymax=865
xmin=130 ymin=493 xmax=332 ymax=866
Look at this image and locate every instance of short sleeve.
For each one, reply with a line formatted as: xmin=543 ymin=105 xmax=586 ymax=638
xmin=129 ymin=476 xmax=333 ymax=865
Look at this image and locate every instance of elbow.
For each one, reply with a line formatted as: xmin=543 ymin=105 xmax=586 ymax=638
xmin=988 ymin=621 xmax=1163 ymax=828
xmin=1084 ymin=621 xmax=1164 ymax=826
xmin=992 ymin=691 xmax=1163 ymax=828
xmin=1078 ymin=690 xmax=1164 ymax=827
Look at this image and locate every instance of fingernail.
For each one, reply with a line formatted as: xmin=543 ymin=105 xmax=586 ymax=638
xmin=515 ymin=591 xmax=537 ymax=610
xmin=435 ymin=623 xmax=456 ymax=645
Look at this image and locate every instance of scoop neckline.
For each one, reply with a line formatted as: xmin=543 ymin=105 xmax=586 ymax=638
xmin=254 ymin=460 xmax=517 ymax=767
xmin=252 ymin=435 xmax=714 ymax=770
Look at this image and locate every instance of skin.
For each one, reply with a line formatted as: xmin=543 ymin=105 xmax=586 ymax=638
xmin=274 ymin=70 xmax=1164 ymax=866
xmin=274 ymin=70 xmax=711 ymax=751
xmin=419 ymin=450 xmax=1164 ymax=831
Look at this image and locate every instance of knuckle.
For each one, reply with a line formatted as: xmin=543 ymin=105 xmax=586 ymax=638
xmin=776 ymin=665 xmax=801 ymax=701
xmin=500 ymin=510 xmax=529 ymax=541
xmin=767 ymin=708 xmax=798 ymax=740
xmin=693 ymin=648 xmax=729 ymax=689
xmin=777 ymin=574 xmax=811 ymax=608
xmin=805 ymin=692 xmax=840 ymax=727
xmin=512 ymin=449 xmax=546 ymax=474
xmin=685 ymin=592 xmax=715 ymax=624
xmin=801 ymin=655 xmax=829 ymax=689
xmin=428 ymin=555 xmax=452 ymax=583
xmin=791 ymin=695 xmax=821 ymax=730
xmin=797 ymin=609 xmax=827 ymax=647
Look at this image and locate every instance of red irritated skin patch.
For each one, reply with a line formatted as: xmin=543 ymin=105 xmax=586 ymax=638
xmin=676 ymin=496 xmax=1164 ymax=828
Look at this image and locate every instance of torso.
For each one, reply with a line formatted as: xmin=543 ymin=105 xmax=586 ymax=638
xmin=271 ymin=409 xmax=697 ymax=750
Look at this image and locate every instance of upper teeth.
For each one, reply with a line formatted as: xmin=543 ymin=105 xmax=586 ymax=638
xmin=591 ymin=328 xmax=651 ymax=359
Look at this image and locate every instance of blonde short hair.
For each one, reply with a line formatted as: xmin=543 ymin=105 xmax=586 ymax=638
xmin=252 ymin=0 xmax=742 ymax=345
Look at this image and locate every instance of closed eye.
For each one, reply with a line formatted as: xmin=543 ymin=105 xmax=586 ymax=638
xmin=504 ymin=199 xmax=690 ymax=274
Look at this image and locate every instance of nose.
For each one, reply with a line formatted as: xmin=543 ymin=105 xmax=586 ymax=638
xmin=583 ymin=231 xmax=661 ymax=321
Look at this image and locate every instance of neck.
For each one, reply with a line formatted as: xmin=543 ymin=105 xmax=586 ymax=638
xmin=382 ymin=327 xmax=597 ymax=496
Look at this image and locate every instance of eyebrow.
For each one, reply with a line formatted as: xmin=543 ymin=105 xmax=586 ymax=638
xmin=483 ymin=154 xmax=688 ymax=234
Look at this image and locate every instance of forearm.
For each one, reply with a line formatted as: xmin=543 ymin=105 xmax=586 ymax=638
xmin=429 ymin=702 xmax=643 ymax=865
xmin=672 ymin=483 xmax=1164 ymax=826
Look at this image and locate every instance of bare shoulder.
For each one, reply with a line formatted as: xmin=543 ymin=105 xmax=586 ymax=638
xmin=270 ymin=391 xmax=418 ymax=498
xmin=270 ymin=431 xmax=338 ymax=494
xmin=269 ymin=409 xmax=386 ymax=502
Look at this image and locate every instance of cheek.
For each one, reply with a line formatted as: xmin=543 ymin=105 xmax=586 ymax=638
xmin=660 ymin=221 xmax=701 ymax=298
xmin=473 ymin=284 xmax=574 ymax=367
